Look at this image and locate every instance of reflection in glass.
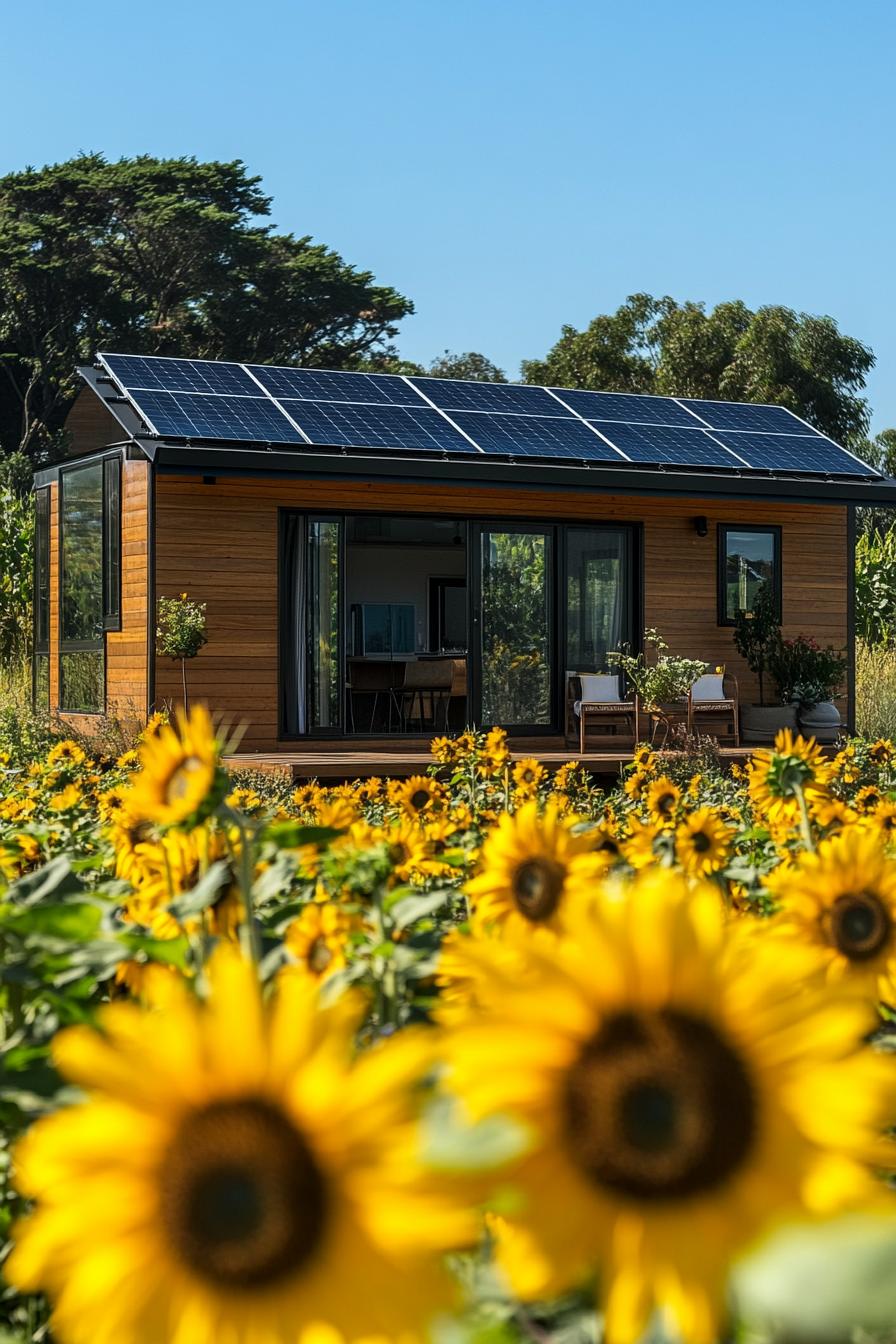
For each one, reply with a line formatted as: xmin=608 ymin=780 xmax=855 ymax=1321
xmin=308 ymin=520 xmax=341 ymax=730
xmin=566 ymin=528 xmax=631 ymax=671
xmin=60 ymin=652 xmax=104 ymax=714
xmin=724 ymin=529 xmax=776 ymax=621
xmin=34 ymin=653 xmax=50 ymax=710
xmin=481 ymin=530 xmax=551 ymax=726
xmin=62 ymin=463 xmax=103 ymax=643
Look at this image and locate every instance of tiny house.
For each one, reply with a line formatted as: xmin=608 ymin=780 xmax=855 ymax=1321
xmin=32 ymin=354 xmax=896 ymax=764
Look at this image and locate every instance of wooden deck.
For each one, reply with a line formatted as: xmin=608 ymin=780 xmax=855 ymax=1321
xmin=224 ymin=744 xmax=758 ymax=782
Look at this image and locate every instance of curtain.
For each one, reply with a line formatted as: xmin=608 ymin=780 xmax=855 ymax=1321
xmin=280 ymin=513 xmax=307 ymax=735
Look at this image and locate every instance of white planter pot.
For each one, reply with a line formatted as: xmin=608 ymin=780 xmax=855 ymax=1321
xmin=798 ymin=701 xmax=841 ymax=745
xmin=740 ymin=703 xmax=798 ymax=745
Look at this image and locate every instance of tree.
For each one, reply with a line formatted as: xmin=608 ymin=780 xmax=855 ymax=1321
xmin=854 ymin=428 xmax=896 ymax=536
xmin=0 ymin=154 xmax=413 ymax=462
xmin=523 ymin=294 xmax=875 ymax=446
xmin=426 ymin=351 xmax=506 ymax=382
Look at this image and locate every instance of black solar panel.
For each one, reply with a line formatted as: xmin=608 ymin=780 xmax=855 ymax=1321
xmin=550 ymin=388 xmax=700 ymax=428
xmin=595 ymin=423 xmax=747 ymax=469
xmin=711 ymin=431 xmax=877 ymax=477
xmin=132 ymin=390 xmax=302 ymax=442
xmin=281 ymin=400 xmax=477 ymax=453
xmin=679 ymin=399 xmax=816 ymax=434
xmin=450 ymin=412 xmax=623 ymax=459
xmin=102 ymin=354 xmax=262 ymax=397
xmin=411 ymin=378 xmax=566 ymax=417
xmin=96 ymin=351 xmax=880 ymax=479
xmin=249 ymin=366 xmax=421 ymax=406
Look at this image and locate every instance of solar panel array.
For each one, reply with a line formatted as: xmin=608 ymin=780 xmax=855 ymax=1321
xmin=97 ymin=353 xmax=880 ymax=480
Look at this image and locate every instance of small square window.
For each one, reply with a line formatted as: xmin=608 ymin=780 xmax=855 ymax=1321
xmin=718 ymin=524 xmax=781 ymax=626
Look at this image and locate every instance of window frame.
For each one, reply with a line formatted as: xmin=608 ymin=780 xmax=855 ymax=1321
xmin=102 ymin=455 xmax=122 ymax=631
xmin=716 ymin=522 xmax=782 ymax=627
xmin=32 ymin=486 xmax=51 ymax=710
xmin=58 ymin=457 xmax=115 ymax=716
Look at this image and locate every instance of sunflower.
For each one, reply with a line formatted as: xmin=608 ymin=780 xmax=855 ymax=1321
xmin=623 ymin=769 xmax=647 ymax=801
xmin=512 ymin=758 xmax=547 ymax=796
xmin=442 ymin=872 xmax=896 ymax=1344
xmin=867 ymin=800 xmax=896 ymax=836
xmin=365 ymin=817 xmax=434 ymax=884
xmin=466 ymin=800 xmax=600 ymax=934
xmin=869 ymin=738 xmax=895 ymax=766
xmin=7 ymin=949 xmax=470 ymax=1344
xmin=631 ymin=745 xmax=656 ymax=773
xmin=854 ymin=785 xmax=883 ymax=814
xmin=285 ymin=902 xmax=357 ymax=982
xmin=622 ymin=815 xmax=660 ymax=870
xmin=766 ymin=827 xmax=896 ymax=1004
xmin=675 ymin=808 xmax=734 ymax=876
xmin=46 ymin=739 xmax=88 ymax=768
xmin=394 ymin=775 xmax=445 ymax=820
xmin=645 ymin=776 xmax=682 ymax=828
xmin=127 ymin=705 xmax=225 ymax=828
xmin=747 ymin=729 xmax=832 ymax=830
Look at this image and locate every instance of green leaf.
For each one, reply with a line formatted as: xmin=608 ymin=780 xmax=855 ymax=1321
xmin=389 ymin=889 xmax=453 ymax=931
xmin=263 ymin=822 xmax=345 ymax=849
xmin=166 ymin=861 xmax=232 ymax=919
xmin=5 ymin=856 xmax=84 ymax=906
xmin=4 ymin=900 xmax=102 ymax=941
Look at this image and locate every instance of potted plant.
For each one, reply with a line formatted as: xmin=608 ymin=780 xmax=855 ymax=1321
xmin=732 ymin=582 xmax=797 ymax=744
xmin=609 ymin=629 xmax=707 ymax=745
xmin=768 ymin=634 xmax=848 ymax=744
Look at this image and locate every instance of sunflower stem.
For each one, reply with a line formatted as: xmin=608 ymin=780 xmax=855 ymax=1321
xmin=234 ymin=817 xmax=261 ymax=966
xmin=794 ymin=782 xmax=816 ymax=853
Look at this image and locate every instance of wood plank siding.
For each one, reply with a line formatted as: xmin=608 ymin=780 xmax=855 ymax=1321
xmin=154 ymin=475 xmax=849 ymax=753
xmin=105 ymin=458 xmax=150 ymax=725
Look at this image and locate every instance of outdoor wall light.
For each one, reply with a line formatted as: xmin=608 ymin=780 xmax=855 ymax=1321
xmin=694 ymin=515 xmax=708 ymax=537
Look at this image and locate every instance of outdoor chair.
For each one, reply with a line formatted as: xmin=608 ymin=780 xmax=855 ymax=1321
xmin=687 ymin=672 xmax=739 ymax=746
xmin=566 ymin=672 xmax=639 ymax=753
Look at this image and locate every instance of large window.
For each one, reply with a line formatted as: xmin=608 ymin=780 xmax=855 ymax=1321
xmin=718 ymin=524 xmax=781 ymax=625
xmin=60 ymin=462 xmax=105 ymax=713
xmin=565 ymin=526 xmax=634 ymax=672
xmin=33 ymin=488 xmax=50 ymax=710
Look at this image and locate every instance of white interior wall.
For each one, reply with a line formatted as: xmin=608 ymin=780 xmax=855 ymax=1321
xmin=345 ymin=544 xmax=467 ymax=652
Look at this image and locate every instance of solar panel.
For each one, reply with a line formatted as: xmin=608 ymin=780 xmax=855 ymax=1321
xmin=410 ymin=377 xmax=566 ymax=417
xmin=711 ymin=431 xmax=877 ymax=477
xmin=248 ymin=366 xmax=422 ymax=406
xmin=678 ymin=399 xmax=817 ymax=434
xmin=594 ymin=423 xmax=748 ymax=469
xmin=550 ymin=388 xmax=700 ymax=428
xmin=448 ymin=412 xmax=623 ymax=460
xmin=101 ymin=354 xmax=262 ymax=397
xmin=280 ymin=400 xmax=477 ymax=453
xmin=96 ymin=350 xmax=880 ymax=479
xmin=131 ymin=390 xmax=302 ymax=442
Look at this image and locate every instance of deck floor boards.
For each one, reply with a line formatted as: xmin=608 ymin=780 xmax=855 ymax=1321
xmin=224 ymin=745 xmax=757 ymax=781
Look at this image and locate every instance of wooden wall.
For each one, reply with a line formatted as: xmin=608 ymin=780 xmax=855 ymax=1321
xmin=154 ymin=474 xmax=849 ymax=752
xmin=105 ymin=459 xmax=150 ymax=725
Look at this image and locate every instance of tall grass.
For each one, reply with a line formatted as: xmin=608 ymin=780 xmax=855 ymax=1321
xmin=855 ymin=639 xmax=896 ymax=740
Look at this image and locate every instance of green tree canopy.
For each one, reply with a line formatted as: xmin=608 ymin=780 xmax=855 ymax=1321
xmin=426 ymin=350 xmax=506 ymax=382
xmin=522 ymin=294 xmax=875 ymax=445
xmin=0 ymin=154 xmax=413 ymax=461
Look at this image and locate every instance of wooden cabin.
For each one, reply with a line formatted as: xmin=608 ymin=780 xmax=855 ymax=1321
xmin=32 ymin=354 xmax=896 ymax=774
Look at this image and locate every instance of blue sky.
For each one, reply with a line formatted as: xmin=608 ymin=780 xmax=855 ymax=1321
xmin=3 ymin=0 xmax=895 ymax=430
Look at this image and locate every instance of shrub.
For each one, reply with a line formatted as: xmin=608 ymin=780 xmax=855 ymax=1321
xmin=732 ymin=581 xmax=781 ymax=705
xmin=768 ymin=634 xmax=848 ymax=708
xmin=156 ymin=592 xmax=208 ymax=710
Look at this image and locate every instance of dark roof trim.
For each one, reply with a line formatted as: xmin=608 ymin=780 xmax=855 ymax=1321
xmin=149 ymin=442 xmax=896 ymax=506
xmin=76 ymin=366 xmax=151 ymax=443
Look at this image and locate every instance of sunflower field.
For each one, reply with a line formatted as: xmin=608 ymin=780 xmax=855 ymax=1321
xmin=3 ymin=712 xmax=896 ymax=1344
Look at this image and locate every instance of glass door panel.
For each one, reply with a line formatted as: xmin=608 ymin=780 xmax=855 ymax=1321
xmin=307 ymin=518 xmax=342 ymax=730
xmin=565 ymin=527 xmax=633 ymax=671
xmin=477 ymin=526 xmax=553 ymax=729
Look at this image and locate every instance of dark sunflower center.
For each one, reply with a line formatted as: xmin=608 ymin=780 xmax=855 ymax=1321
xmin=389 ymin=842 xmax=409 ymax=865
xmin=690 ymin=831 xmax=712 ymax=854
xmin=656 ymin=792 xmax=676 ymax=816
xmin=511 ymin=857 xmax=565 ymax=921
xmin=160 ymin=1098 xmax=327 ymax=1289
xmin=410 ymin=789 xmax=430 ymax=811
xmin=829 ymin=893 xmax=891 ymax=960
xmin=308 ymin=936 xmax=333 ymax=974
xmin=596 ymin=836 xmax=621 ymax=857
xmin=563 ymin=1009 xmax=756 ymax=1203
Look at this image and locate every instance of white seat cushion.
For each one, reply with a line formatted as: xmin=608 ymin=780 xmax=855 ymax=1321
xmin=691 ymin=673 xmax=726 ymax=702
xmin=579 ymin=673 xmax=622 ymax=703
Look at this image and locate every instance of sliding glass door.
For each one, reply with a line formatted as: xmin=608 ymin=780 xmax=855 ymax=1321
xmin=474 ymin=525 xmax=554 ymax=731
xmin=564 ymin=526 xmax=634 ymax=673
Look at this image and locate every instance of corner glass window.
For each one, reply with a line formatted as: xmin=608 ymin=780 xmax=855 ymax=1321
xmin=718 ymin=524 xmax=781 ymax=625
xmin=60 ymin=462 xmax=105 ymax=712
